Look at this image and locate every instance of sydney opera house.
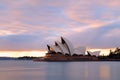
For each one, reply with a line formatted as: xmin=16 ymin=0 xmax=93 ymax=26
xmin=43 ymin=37 xmax=100 ymax=61
xmin=47 ymin=37 xmax=85 ymax=56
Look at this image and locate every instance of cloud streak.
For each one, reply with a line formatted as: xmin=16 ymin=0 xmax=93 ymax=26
xmin=0 ymin=0 xmax=120 ymax=52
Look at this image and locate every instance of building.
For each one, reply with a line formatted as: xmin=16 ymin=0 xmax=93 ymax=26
xmin=47 ymin=37 xmax=86 ymax=56
xmin=87 ymin=51 xmax=101 ymax=56
xmin=43 ymin=37 xmax=99 ymax=61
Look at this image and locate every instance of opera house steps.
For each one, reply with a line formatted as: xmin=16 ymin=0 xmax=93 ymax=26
xmin=38 ymin=52 xmax=98 ymax=61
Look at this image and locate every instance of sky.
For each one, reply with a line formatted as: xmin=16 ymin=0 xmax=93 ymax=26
xmin=0 ymin=0 xmax=120 ymax=57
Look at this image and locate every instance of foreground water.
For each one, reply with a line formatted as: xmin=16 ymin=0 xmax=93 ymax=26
xmin=0 ymin=61 xmax=119 ymax=80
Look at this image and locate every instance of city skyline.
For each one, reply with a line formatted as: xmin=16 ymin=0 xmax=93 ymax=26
xmin=0 ymin=0 xmax=120 ymax=57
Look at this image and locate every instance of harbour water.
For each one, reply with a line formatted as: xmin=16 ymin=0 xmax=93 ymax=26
xmin=0 ymin=61 xmax=119 ymax=80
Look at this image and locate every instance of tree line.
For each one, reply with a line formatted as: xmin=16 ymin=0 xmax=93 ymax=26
xmin=108 ymin=47 xmax=120 ymax=59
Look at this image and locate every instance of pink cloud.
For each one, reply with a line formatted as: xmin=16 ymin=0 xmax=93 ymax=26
xmin=0 ymin=0 xmax=120 ymax=51
xmin=104 ymin=28 xmax=120 ymax=37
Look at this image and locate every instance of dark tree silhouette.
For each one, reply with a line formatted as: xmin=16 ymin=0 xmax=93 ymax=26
xmin=108 ymin=47 xmax=120 ymax=59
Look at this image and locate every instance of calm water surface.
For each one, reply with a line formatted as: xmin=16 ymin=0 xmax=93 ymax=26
xmin=0 ymin=61 xmax=119 ymax=80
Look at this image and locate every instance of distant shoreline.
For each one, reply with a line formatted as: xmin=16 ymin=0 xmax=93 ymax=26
xmin=0 ymin=56 xmax=120 ymax=62
xmin=33 ymin=58 xmax=120 ymax=62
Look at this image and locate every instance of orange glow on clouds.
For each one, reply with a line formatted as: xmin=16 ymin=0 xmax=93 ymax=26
xmin=0 ymin=51 xmax=47 ymax=57
xmin=0 ymin=48 xmax=115 ymax=57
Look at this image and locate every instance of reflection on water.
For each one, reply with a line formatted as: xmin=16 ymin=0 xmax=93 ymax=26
xmin=0 ymin=61 xmax=119 ymax=80
xmin=100 ymin=65 xmax=110 ymax=80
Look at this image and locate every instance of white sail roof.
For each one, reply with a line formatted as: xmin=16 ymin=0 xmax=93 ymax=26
xmin=47 ymin=37 xmax=87 ymax=56
xmin=61 ymin=37 xmax=74 ymax=55
xmin=51 ymin=45 xmax=62 ymax=53
xmin=89 ymin=51 xmax=101 ymax=56
xmin=55 ymin=41 xmax=69 ymax=54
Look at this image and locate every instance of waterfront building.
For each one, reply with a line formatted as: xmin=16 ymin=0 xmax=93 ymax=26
xmin=47 ymin=37 xmax=86 ymax=56
xmin=88 ymin=51 xmax=101 ymax=56
xmin=44 ymin=37 xmax=99 ymax=61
